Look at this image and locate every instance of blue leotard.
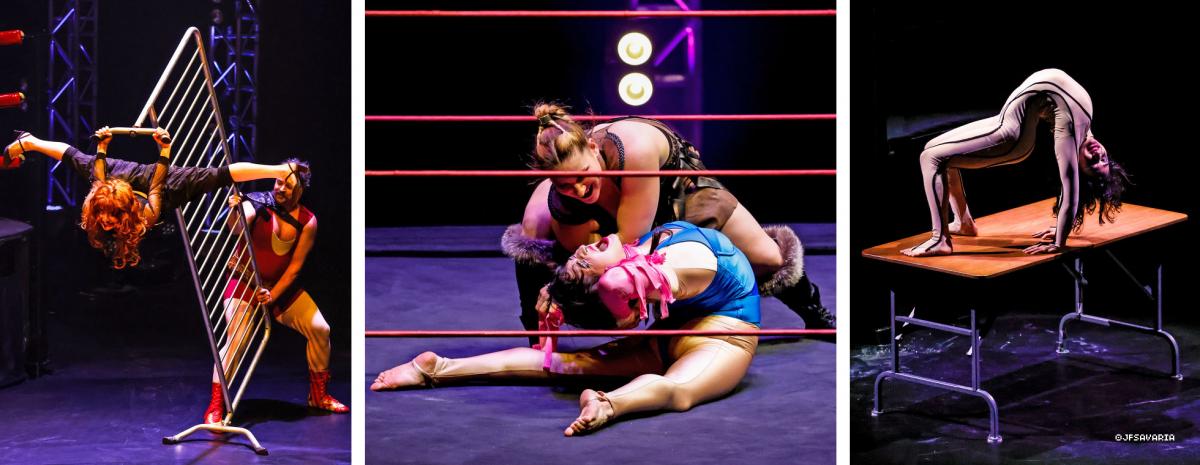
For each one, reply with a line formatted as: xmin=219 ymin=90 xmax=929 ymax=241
xmin=639 ymin=221 xmax=760 ymax=325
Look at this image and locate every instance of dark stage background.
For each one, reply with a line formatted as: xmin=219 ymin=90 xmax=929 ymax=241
xmin=365 ymin=0 xmax=835 ymax=227
xmin=851 ymin=2 xmax=1196 ymax=343
xmin=0 ymin=0 xmax=349 ymax=388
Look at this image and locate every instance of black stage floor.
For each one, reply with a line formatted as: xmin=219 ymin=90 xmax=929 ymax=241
xmin=0 ymin=264 xmax=351 ymax=464
xmin=852 ymin=312 xmax=1200 ymax=464
xmin=366 ymin=224 xmax=836 ymax=465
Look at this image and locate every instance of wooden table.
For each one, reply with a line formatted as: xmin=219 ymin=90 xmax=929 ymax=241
xmin=863 ymin=199 xmax=1187 ymax=443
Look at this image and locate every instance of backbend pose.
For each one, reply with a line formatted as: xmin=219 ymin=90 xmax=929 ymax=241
xmin=373 ymin=221 xmax=760 ymax=436
xmin=507 ymin=103 xmax=831 ymax=342
xmin=2 ymin=128 xmax=305 ymax=268
xmin=204 ymin=162 xmax=348 ymax=425
xmin=902 ymin=68 xmax=1129 ymax=257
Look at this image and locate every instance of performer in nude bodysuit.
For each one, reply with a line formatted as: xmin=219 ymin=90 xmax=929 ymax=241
xmin=902 ymin=68 xmax=1129 ymax=257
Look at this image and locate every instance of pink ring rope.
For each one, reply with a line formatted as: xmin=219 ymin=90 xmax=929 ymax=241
xmin=367 ymin=114 xmax=836 ymax=122
xmin=365 ymin=169 xmax=834 ymax=177
xmin=366 ymin=329 xmax=835 ymax=337
xmin=366 ymin=10 xmax=836 ymax=18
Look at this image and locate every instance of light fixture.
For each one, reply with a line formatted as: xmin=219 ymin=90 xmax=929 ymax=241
xmin=617 ymin=32 xmax=652 ymax=66
xmin=618 ymin=73 xmax=653 ymax=106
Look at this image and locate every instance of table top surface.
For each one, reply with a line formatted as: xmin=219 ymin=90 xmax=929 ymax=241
xmin=862 ymin=199 xmax=1188 ymax=279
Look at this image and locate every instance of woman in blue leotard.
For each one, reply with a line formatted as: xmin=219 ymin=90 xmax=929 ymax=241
xmin=370 ymin=222 xmax=759 ymax=437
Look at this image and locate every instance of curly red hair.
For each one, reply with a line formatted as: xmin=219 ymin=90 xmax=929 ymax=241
xmin=81 ymin=180 xmax=147 ymax=269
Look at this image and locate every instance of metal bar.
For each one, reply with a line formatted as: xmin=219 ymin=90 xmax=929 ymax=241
xmin=164 ymin=81 xmax=210 ymax=151
xmin=226 ymin=309 xmax=264 ymax=386
xmin=890 ymin=290 xmax=898 ymax=372
xmin=870 ymin=371 xmax=1002 ymax=443
xmin=1156 ymin=264 xmax=1163 ymax=331
xmin=200 ymin=232 xmax=244 ymax=312
xmin=170 ymin=108 xmax=215 ymax=172
xmin=1055 ymin=255 xmax=1183 ymax=379
xmin=163 ymin=423 xmax=267 ymax=456
xmin=199 ymin=238 xmax=243 ymax=307
xmin=1105 ymin=250 xmax=1154 ymax=301
xmin=213 ymin=260 xmax=257 ymax=348
xmin=230 ymin=312 xmax=271 ymax=416
xmin=893 ymin=316 xmax=972 ymax=337
xmin=221 ymin=300 xmax=259 ymax=380
xmin=1075 ymin=258 xmax=1084 ymax=312
xmin=874 ymin=289 xmax=898 ymax=417
xmin=156 ymin=27 xmax=270 ymax=454
xmin=172 ymin=208 xmax=234 ymax=412
xmin=177 ymin=124 xmax=218 ymax=177
xmin=187 ymin=187 xmax=231 ymax=264
xmin=194 ymin=220 xmax=239 ymax=292
xmin=137 ymin=30 xmax=201 ymax=127
xmin=157 ymin=50 xmax=200 ymax=124
xmin=1154 ymin=264 xmax=1183 ymax=380
xmin=186 ymin=184 xmax=230 ymax=252
xmin=970 ymin=309 xmax=979 ymax=390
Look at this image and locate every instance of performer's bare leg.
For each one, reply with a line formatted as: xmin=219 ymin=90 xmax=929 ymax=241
xmin=371 ymin=338 xmax=664 ymax=391
xmin=565 ymin=321 xmax=757 ymax=436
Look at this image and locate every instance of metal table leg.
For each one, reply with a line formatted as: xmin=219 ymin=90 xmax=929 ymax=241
xmin=872 ymin=288 xmax=1002 ymax=443
xmin=1056 ymin=254 xmax=1182 ymax=380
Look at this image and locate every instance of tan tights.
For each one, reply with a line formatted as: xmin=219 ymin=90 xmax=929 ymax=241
xmin=414 ymin=315 xmax=757 ymax=423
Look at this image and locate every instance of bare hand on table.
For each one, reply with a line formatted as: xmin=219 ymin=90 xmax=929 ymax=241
xmin=1022 ymin=242 xmax=1062 ymax=255
xmin=1031 ymin=226 xmax=1056 ymax=240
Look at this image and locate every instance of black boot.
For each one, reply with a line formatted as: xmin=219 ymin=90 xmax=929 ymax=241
xmin=759 ymin=225 xmax=835 ymax=335
xmin=502 ymin=225 xmax=558 ymax=347
xmin=773 ymin=274 xmax=835 ymax=330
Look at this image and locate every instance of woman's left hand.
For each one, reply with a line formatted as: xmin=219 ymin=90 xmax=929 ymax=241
xmin=152 ymin=128 xmax=171 ymax=149
xmin=535 ymin=284 xmax=553 ymax=316
xmin=1022 ymin=242 xmax=1063 ymax=255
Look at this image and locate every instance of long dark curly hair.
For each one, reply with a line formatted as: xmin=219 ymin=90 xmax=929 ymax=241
xmin=546 ymin=266 xmax=617 ymax=330
xmin=1055 ymin=159 xmax=1131 ymax=232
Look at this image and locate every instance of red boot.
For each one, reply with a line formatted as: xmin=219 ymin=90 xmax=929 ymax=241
xmin=204 ymin=382 xmax=226 ymax=425
xmin=308 ymin=370 xmax=349 ymax=413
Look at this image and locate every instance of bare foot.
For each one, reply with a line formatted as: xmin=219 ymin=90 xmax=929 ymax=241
xmin=948 ymin=219 xmax=977 ymax=236
xmin=564 ymin=389 xmax=615 ymax=436
xmin=900 ymin=235 xmax=953 ymax=257
xmin=370 ymin=351 xmax=438 ymax=391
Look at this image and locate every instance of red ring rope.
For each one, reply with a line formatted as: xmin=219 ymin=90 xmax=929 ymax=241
xmin=367 ymin=114 xmax=836 ymax=122
xmin=366 ymin=10 xmax=836 ymax=18
xmin=366 ymin=329 xmax=835 ymax=337
xmin=366 ymin=169 xmax=835 ymax=177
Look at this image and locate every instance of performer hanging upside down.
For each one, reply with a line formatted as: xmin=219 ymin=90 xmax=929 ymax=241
xmin=506 ymin=103 xmax=831 ymax=345
xmin=205 ymin=162 xmax=348 ymax=425
xmin=374 ymin=221 xmax=760 ymax=436
xmin=903 ymin=68 xmax=1130 ymax=257
xmin=2 ymin=128 xmax=306 ymax=268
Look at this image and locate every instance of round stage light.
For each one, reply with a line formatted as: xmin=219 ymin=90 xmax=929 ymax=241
xmin=617 ymin=32 xmax=652 ymax=66
xmin=618 ymin=73 xmax=653 ymax=106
